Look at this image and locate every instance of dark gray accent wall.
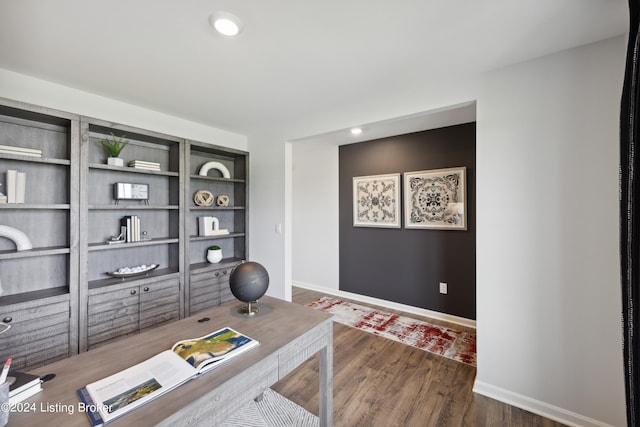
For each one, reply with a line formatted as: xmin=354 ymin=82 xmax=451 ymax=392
xmin=339 ymin=123 xmax=476 ymax=319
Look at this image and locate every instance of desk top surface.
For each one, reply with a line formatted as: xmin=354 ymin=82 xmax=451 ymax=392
xmin=7 ymin=296 xmax=333 ymax=426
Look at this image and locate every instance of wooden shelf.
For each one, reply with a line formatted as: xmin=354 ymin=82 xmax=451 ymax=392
xmin=88 ymin=268 xmax=179 ymax=290
xmin=0 ymin=246 xmax=70 ymax=260
xmin=189 ymin=206 xmax=245 ymax=211
xmin=89 ymin=163 xmax=179 ymax=177
xmin=0 ymin=287 xmax=69 ymax=306
xmin=89 ymin=204 xmax=179 ymax=210
xmin=189 ymin=174 xmax=245 ymax=183
xmin=189 ymin=233 xmax=245 ymax=242
xmin=0 ymin=204 xmax=70 ymax=210
xmin=0 ymin=153 xmax=70 ymax=165
xmin=88 ymin=238 xmax=179 ymax=251
xmin=190 ymin=258 xmax=244 ymax=272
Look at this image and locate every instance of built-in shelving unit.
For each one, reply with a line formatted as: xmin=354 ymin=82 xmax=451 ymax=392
xmin=184 ymin=140 xmax=248 ymax=316
xmin=0 ymin=98 xmax=79 ymax=370
xmin=0 ymin=98 xmax=249 ymax=367
xmin=78 ymin=118 xmax=184 ymax=351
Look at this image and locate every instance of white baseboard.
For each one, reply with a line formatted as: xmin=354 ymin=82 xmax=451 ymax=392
xmin=472 ymin=381 xmax=615 ymax=427
xmin=293 ymin=281 xmax=476 ymax=329
xmin=294 ymin=281 xmax=614 ymax=427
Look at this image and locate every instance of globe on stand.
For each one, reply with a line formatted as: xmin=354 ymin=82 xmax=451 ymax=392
xmin=229 ymin=261 xmax=269 ymax=315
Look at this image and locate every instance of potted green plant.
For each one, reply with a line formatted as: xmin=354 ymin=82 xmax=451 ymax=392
xmin=99 ymin=132 xmax=129 ymax=167
xmin=207 ymin=245 xmax=223 ymax=263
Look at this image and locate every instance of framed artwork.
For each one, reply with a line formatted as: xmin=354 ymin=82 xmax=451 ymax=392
xmin=353 ymin=173 xmax=401 ymax=228
xmin=404 ymin=166 xmax=467 ymax=230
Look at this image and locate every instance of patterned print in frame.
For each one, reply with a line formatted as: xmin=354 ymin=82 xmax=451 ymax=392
xmin=404 ymin=167 xmax=466 ymax=230
xmin=353 ymin=173 xmax=401 ymax=228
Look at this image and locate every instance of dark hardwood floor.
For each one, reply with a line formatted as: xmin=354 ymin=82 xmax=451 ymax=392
xmin=271 ymin=287 xmax=566 ymax=427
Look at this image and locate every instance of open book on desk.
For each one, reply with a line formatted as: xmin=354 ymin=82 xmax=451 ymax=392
xmin=77 ymin=327 xmax=259 ymax=426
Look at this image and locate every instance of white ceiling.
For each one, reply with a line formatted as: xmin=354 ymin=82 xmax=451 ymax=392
xmin=0 ymin=1 xmax=629 ymax=139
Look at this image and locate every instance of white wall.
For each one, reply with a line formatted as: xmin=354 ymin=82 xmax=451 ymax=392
xmin=291 ymin=138 xmax=340 ymax=290
xmin=474 ymin=37 xmax=626 ymax=426
xmin=246 ymin=131 xmax=291 ymax=301
xmin=290 ymin=36 xmax=626 ymax=426
xmin=0 ymin=68 xmax=247 ymax=150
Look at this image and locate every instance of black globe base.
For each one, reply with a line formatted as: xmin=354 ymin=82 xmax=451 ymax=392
xmin=238 ymin=301 xmax=259 ymax=316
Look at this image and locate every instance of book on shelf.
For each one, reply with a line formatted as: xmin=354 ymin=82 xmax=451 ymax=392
xmin=128 ymin=160 xmax=160 ymax=171
xmin=77 ymin=327 xmax=259 ymax=426
xmin=0 ymin=149 xmax=42 ymax=158
xmin=6 ymin=169 xmax=16 ymax=203
xmin=16 ymin=171 xmax=25 ymax=203
xmin=5 ymin=170 xmax=26 ymax=204
xmin=120 ymin=215 xmax=141 ymax=242
xmin=8 ymin=371 xmax=42 ymax=405
xmin=0 ymin=144 xmax=42 ymax=157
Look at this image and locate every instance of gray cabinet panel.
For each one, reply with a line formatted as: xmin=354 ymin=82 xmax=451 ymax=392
xmin=189 ymin=264 xmax=237 ymax=315
xmin=0 ymin=294 xmax=70 ymax=370
xmin=0 ymin=98 xmax=79 ymax=369
xmin=87 ymin=277 xmax=179 ymax=349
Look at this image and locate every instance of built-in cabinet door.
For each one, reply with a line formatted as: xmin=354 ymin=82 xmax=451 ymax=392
xmin=87 ymin=277 xmax=180 ymax=349
xmin=0 ymin=294 xmax=70 ymax=370
xmin=139 ymin=280 xmax=180 ymax=331
xmin=189 ymin=263 xmax=237 ymax=315
xmin=87 ymin=285 xmax=140 ymax=349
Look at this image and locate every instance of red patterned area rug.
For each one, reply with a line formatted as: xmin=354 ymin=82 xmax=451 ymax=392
xmin=306 ymin=296 xmax=476 ymax=367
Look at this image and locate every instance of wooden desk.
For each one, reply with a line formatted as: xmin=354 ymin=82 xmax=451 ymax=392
xmin=7 ymin=296 xmax=333 ymax=426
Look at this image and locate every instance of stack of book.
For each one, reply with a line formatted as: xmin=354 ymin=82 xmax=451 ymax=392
xmin=0 ymin=144 xmax=42 ymax=158
xmin=128 ymin=160 xmax=160 ymax=171
xmin=8 ymin=372 xmax=42 ymax=405
xmin=120 ymin=215 xmax=141 ymax=242
xmin=3 ymin=169 xmax=26 ymax=203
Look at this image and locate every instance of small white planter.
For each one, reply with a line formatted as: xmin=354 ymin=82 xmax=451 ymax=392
xmin=207 ymin=248 xmax=223 ymax=264
xmin=107 ymin=157 xmax=124 ymax=167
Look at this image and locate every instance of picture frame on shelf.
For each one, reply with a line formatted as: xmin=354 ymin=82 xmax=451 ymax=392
xmin=404 ymin=166 xmax=467 ymax=230
xmin=352 ymin=173 xmax=401 ymax=228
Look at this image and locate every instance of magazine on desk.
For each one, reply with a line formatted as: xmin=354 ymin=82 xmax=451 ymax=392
xmin=77 ymin=327 xmax=259 ymax=426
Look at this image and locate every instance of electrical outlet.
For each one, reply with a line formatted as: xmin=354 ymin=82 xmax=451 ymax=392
xmin=439 ymin=282 xmax=448 ymax=294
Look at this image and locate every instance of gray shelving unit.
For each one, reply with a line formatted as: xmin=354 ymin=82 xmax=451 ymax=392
xmin=0 ymin=98 xmax=249 ymax=366
xmin=184 ymin=140 xmax=248 ymax=317
xmin=78 ymin=118 xmax=184 ymax=351
xmin=0 ymin=98 xmax=80 ymax=370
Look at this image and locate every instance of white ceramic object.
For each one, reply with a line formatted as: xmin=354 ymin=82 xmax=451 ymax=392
xmin=198 ymin=216 xmax=229 ymax=236
xmin=107 ymin=157 xmax=124 ymax=167
xmin=198 ymin=161 xmax=231 ymax=178
xmin=0 ymin=225 xmax=33 ymax=251
xmin=207 ymin=248 xmax=223 ymax=263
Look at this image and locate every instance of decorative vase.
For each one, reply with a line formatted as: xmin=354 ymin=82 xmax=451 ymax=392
xmin=107 ymin=157 xmax=124 ymax=167
xmin=207 ymin=248 xmax=223 ymax=263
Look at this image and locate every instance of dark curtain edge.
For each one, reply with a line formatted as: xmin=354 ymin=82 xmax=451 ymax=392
xmin=621 ymin=1 xmax=640 ymax=426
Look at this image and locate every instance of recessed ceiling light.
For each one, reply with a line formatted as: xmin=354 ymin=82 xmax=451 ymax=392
xmin=350 ymin=127 xmax=363 ymax=135
xmin=209 ymin=11 xmax=243 ymax=36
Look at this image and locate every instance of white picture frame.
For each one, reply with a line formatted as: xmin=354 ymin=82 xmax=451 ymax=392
xmin=404 ymin=166 xmax=467 ymax=230
xmin=353 ymin=173 xmax=401 ymax=228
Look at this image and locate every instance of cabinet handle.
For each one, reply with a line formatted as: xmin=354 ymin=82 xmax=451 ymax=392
xmin=223 ymin=270 xmax=228 ymax=275
xmin=130 ymin=290 xmax=137 ymax=295
xmin=215 ymin=272 xmax=220 ymax=277
xmin=2 ymin=317 xmax=11 ymax=323
xmin=144 ymin=287 xmax=150 ymax=292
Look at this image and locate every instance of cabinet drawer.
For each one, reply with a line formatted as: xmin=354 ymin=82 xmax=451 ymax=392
xmin=191 ymin=267 xmax=232 ymax=284
xmin=0 ymin=296 xmax=69 ymax=325
xmin=0 ymin=298 xmax=70 ymax=371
